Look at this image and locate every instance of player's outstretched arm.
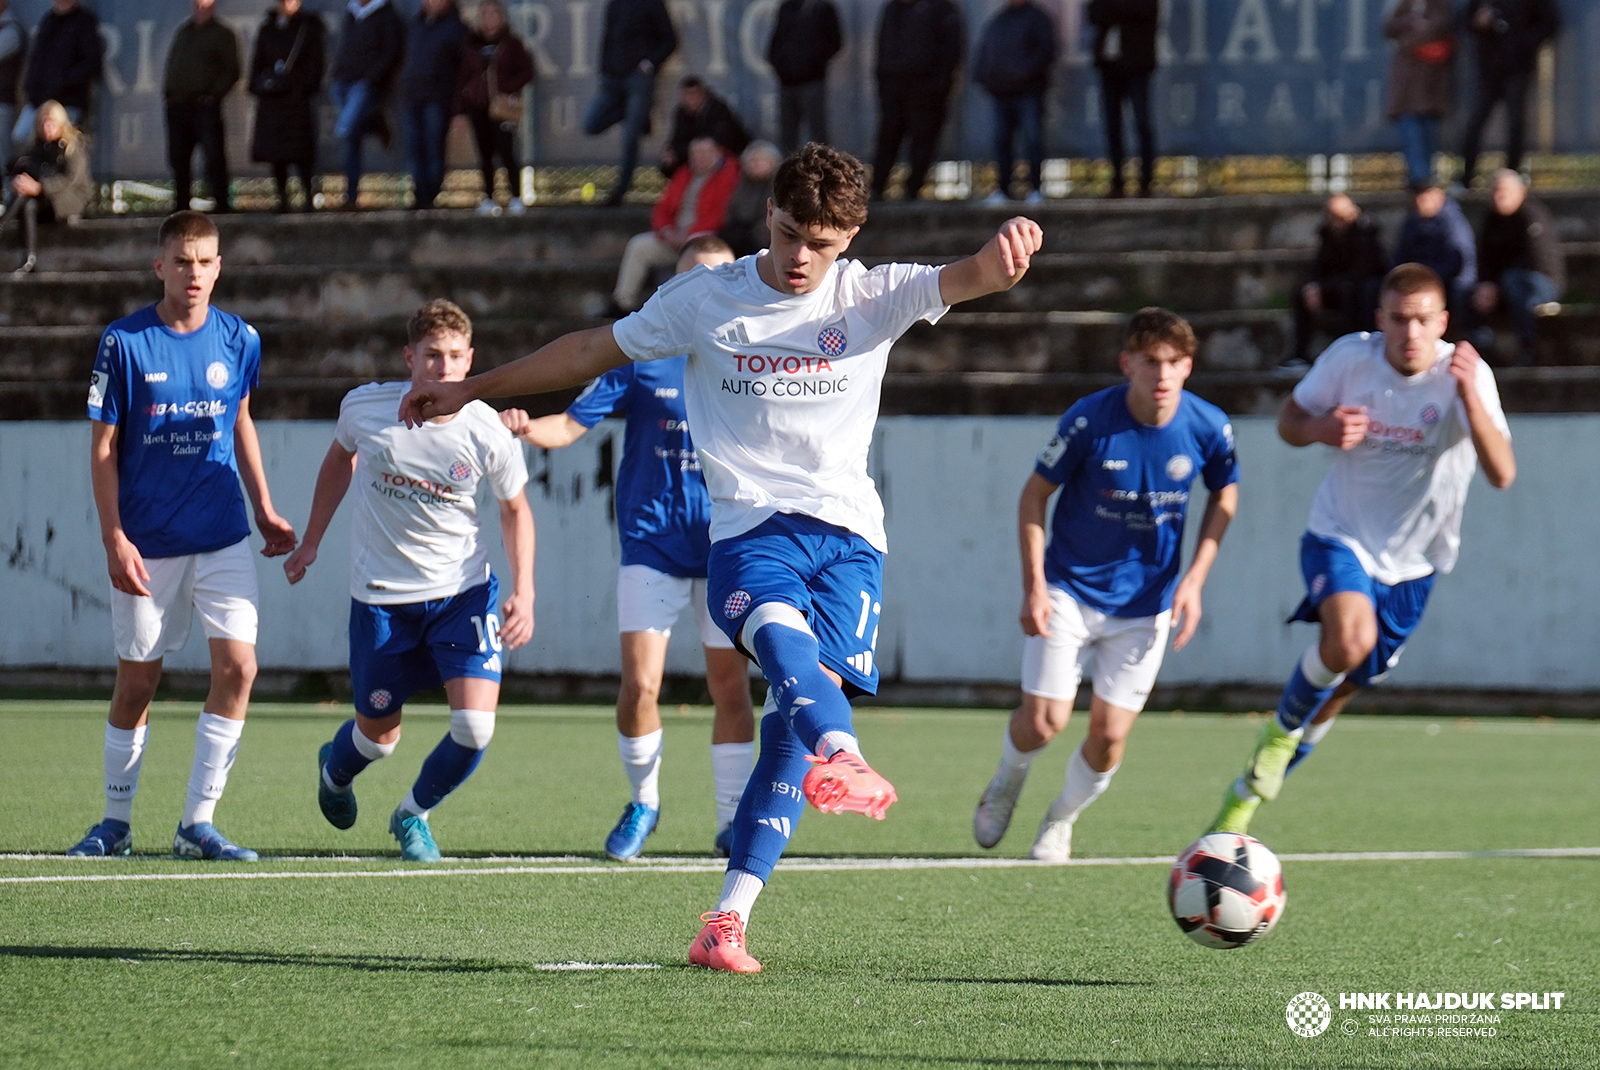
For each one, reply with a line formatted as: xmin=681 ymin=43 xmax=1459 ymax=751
xmin=1170 ymin=483 xmax=1239 ymax=651
xmin=282 ymin=442 xmax=357 ymax=585
xmin=1278 ymin=397 xmax=1369 ymax=450
xmin=938 ymin=217 xmax=1045 ymax=306
xmin=497 ymin=492 xmax=536 ymax=649
xmin=90 ymin=421 xmax=151 ymax=598
xmin=401 ymin=326 xmax=630 ymax=427
xmin=235 ymin=394 xmax=298 ymax=557
xmin=1017 ymin=472 xmax=1059 ymax=638
xmin=1450 ymin=341 xmax=1516 ymax=489
xmin=501 ymin=408 xmax=589 ymax=449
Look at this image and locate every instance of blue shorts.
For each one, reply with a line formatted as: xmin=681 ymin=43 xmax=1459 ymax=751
xmin=706 ymin=513 xmax=884 ymax=697
xmin=349 ymin=574 xmax=503 ymax=717
xmin=1291 ymin=533 xmax=1435 ymax=688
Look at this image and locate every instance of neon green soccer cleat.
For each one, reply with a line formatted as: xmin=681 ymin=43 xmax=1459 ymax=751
xmin=1208 ymin=779 xmax=1262 ymax=834
xmin=1242 ymin=719 xmax=1302 ymax=802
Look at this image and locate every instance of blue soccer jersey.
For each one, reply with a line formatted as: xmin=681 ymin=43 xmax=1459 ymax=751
xmin=1036 ymin=385 xmax=1239 ymax=618
xmin=87 ymin=305 xmax=261 ymax=559
xmin=566 ymin=357 xmax=712 ymax=577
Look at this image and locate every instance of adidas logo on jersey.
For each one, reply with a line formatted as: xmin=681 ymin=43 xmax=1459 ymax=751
xmin=846 ymin=651 xmax=874 ymax=676
xmin=756 ymin=816 xmax=792 ymax=838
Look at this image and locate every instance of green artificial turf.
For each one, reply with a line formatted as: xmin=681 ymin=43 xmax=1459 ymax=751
xmin=1 ymin=700 xmax=1596 ymax=1068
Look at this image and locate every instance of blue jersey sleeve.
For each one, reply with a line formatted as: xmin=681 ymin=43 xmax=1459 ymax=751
xmin=1033 ymin=402 xmax=1095 ymax=486
xmin=565 ymin=365 xmax=634 ymax=428
xmin=87 ymin=328 xmax=125 ymax=425
xmin=241 ymin=323 xmax=262 ymax=396
xmin=1200 ymin=412 xmax=1240 ymax=492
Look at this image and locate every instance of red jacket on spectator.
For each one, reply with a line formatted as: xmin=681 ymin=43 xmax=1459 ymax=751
xmin=651 ymin=153 xmax=741 ymax=240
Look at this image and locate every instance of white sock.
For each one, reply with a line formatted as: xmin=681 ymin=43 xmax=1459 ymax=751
xmin=103 ymin=723 xmax=148 ymax=824
xmin=816 ymin=731 xmax=860 ymax=758
xmin=322 ymin=727 xmax=396 ymax=793
xmin=399 ymin=789 xmax=430 ymax=821
xmin=716 ymin=867 xmax=765 ymax=925
xmin=1300 ymin=645 xmax=1345 ymax=689
xmin=618 ymin=729 xmax=664 ymax=809
xmin=1048 ymin=744 xmax=1117 ymax=824
xmin=710 ymin=741 xmax=755 ymax=827
xmin=181 ymin=713 xmax=244 ymax=828
xmin=995 ymin=727 xmax=1035 ymax=784
xmin=1302 ymin=716 xmax=1337 ymax=747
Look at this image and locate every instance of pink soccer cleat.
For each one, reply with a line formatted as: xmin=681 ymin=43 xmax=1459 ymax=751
xmin=801 ymin=751 xmax=898 ymax=819
xmin=688 ymin=911 xmax=761 ymax=973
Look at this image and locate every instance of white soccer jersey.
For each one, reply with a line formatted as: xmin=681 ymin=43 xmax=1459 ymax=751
xmin=611 ymin=255 xmax=948 ymax=551
xmin=1293 ymin=333 xmax=1509 ymax=584
xmin=335 ymin=381 xmax=529 ymax=604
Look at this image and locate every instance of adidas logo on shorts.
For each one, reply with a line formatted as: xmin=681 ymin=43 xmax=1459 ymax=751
xmin=845 ymin=651 xmax=874 ymax=676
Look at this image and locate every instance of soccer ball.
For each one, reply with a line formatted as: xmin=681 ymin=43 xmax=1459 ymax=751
xmin=1168 ymin=833 xmax=1286 ymax=949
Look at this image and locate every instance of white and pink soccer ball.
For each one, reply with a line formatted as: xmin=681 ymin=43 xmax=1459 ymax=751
xmin=1168 ymin=833 xmax=1286 ymax=949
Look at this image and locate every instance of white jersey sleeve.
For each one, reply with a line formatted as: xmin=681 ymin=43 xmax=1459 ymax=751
xmin=612 ymin=267 xmax=710 ymax=363
xmin=842 ymin=262 xmax=949 ymax=342
xmin=1291 ymin=333 xmax=1365 ymax=415
xmin=471 ymin=404 xmax=530 ymax=501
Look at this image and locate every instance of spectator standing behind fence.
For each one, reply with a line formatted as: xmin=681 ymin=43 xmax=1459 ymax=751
xmin=456 ymin=0 xmax=534 ymax=216
xmin=1383 ymin=0 xmax=1455 ymax=189
xmin=0 ymin=2 xmax=24 ymax=173
xmin=1460 ymin=0 xmax=1560 ymax=188
xmin=330 ymin=0 xmax=405 ymax=210
xmin=400 ymin=0 xmax=468 ymax=210
xmin=974 ymin=0 xmax=1056 ymax=205
xmin=1469 ymin=170 xmax=1564 ymax=366
xmin=871 ymin=0 xmax=962 ymax=201
xmin=13 ymin=0 xmax=101 ymax=149
xmin=766 ymin=0 xmax=841 ymax=154
xmin=1394 ymin=180 xmax=1476 ymax=315
xmin=718 ymin=140 xmax=781 ymax=257
xmin=164 ymin=0 xmax=241 ymax=213
xmin=250 ymin=0 xmax=326 ymax=213
xmin=661 ymin=76 xmax=749 ymax=176
xmin=1088 ymin=0 xmax=1156 ymax=198
xmin=585 ymin=0 xmax=677 ymax=206
xmin=1280 ymin=194 xmax=1389 ymax=373
xmin=7 ymin=101 xmax=90 ymax=272
xmin=613 ymin=136 xmax=737 ymax=312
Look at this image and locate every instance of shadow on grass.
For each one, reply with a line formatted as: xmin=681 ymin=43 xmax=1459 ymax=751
xmin=525 ymin=1045 xmax=1237 ymax=1069
xmin=908 ymin=977 xmax=1152 ymax=988
xmin=0 ymin=944 xmax=542 ymax=974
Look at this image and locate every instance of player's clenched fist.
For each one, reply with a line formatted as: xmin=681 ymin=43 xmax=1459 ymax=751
xmin=1448 ymin=340 xmax=1485 ymax=402
xmin=996 ymin=216 xmax=1044 ymax=278
xmin=399 ymin=378 xmax=472 ymax=427
xmin=1324 ymin=405 xmax=1370 ymax=451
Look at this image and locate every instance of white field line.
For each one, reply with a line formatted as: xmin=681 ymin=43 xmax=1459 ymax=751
xmin=1 ymin=847 xmax=1597 ymax=886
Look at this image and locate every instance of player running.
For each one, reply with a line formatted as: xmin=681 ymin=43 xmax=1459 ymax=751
xmin=398 ymin=144 xmax=1044 ymax=972
xmin=73 ymin=210 xmax=298 ymax=861
xmin=500 ymin=236 xmax=756 ymax=862
xmin=283 ymin=300 xmax=535 ymax=862
xmin=973 ymin=309 xmax=1239 ymax=861
xmin=1209 ymin=263 xmax=1515 ymax=834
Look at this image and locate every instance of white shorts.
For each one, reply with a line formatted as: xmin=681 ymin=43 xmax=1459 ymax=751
xmin=1021 ymin=587 xmax=1171 ymax=712
xmin=616 ymin=564 xmax=733 ymax=649
xmin=110 ymin=538 xmax=260 ymax=662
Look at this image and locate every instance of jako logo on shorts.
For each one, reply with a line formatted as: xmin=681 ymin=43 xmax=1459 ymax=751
xmin=723 ymin=590 xmax=751 ymax=618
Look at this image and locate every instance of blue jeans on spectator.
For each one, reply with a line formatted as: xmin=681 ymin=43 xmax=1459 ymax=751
xmin=331 ymin=80 xmax=379 ymax=206
xmin=1471 ymin=268 xmax=1559 ymax=364
xmin=583 ymin=69 xmax=655 ymax=204
xmin=1396 ymin=113 xmax=1438 ymax=187
xmin=991 ymin=93 xmax=1043 ymax=198
xmin=403 ymin=99 xmax=450 ymax=209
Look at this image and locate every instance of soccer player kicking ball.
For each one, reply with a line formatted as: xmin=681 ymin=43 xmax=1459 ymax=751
xmin=73 ymin=211 xmax=298 ymax=861
xmin=398 ymin=144 xmax=1044 ymax=971
xmin=973 ymin=309 xmax=1240 ymax=861
xmin=1209 ymin=263 xmax=1515 ymax=834
xmin=283 ymin=300 xmax=535 ymax=862
xmin=500 ymin=236 xmax=756 ymax=862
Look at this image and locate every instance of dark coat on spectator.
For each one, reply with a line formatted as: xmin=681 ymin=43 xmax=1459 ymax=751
xmin=22 ymin=3 xmax=102 ymax=111
xmin=972 ymin=2 xmax=1057 ymax=99
xmin=718 ymin=172 xmax=774 ymax=257
xmin=598 ymin=0 xmax=677 ymax=78
xmin=1464 ymin=0 xmax=1560 ymax=77
xmin=875 ymin=0 xmax=962 ymax=85
xmin=332 ymin=0 xmax=405 ymax=90
xmin=1087 ymin=0 xmax=1156 ymax=75
xmin=1480 ymin=198 xmax=1565 ymax=292
xmin=1395 ymin=196 xmax=1478 ymax=291
xmin=455 ymin=28 xmax=535 ymax=113
xmin=766 ymin=0 xmax=842 ymax=87
xmin=400 ymin=4 xmax=469 ymax=104
xmin=1384 ymin=0 xmax=1454 ymax=119
xmin=163 ymin=19 xmax=242 ymax=104
xmin=249 ymin=9 xmax=327 ymax=164
xmin=1312 ymin=215 xmax=1390 ymax=290
xmin=668 ymin=92 xmax=750 ymax=169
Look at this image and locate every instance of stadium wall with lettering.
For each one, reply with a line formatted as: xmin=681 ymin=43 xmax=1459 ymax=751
xmin=0 ymin=415 xmax=1592 ymax=692
xmin=12 ymin=0 xmax=1599 ymax=178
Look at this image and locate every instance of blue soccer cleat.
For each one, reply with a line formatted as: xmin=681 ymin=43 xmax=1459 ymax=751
xmin=173 ymin=822 xmax=259 ymax=862
xmin=713 ymin=822 xmax=734 ymax=858
xmin=389 ymin=807 xmax=441 ymax=863
xmin=317 ymin=741 xmax=358 ymax=830
xmin=67 ymin=819 xmax=132 ymax=857
xmin=605 ymin=802 xmax=659 ymax=861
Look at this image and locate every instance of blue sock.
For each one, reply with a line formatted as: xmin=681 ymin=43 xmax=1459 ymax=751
xmin=726 ymin=711 xmax=810 ymax=882
xmin=1274 ymin=649 xmax=1344 ymax=731
xmin=750 ymin=617 xmax=855 ymax=752
xmin=1286 ymin=717 xmax=1337 ymax=775
xmin=409 ymin=734 xmax=484 ymax=812
xmin=324 ymin=719 xmax=372 ymax=788
xmin=1286 ymin=741 xmax=1316 ymax=773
